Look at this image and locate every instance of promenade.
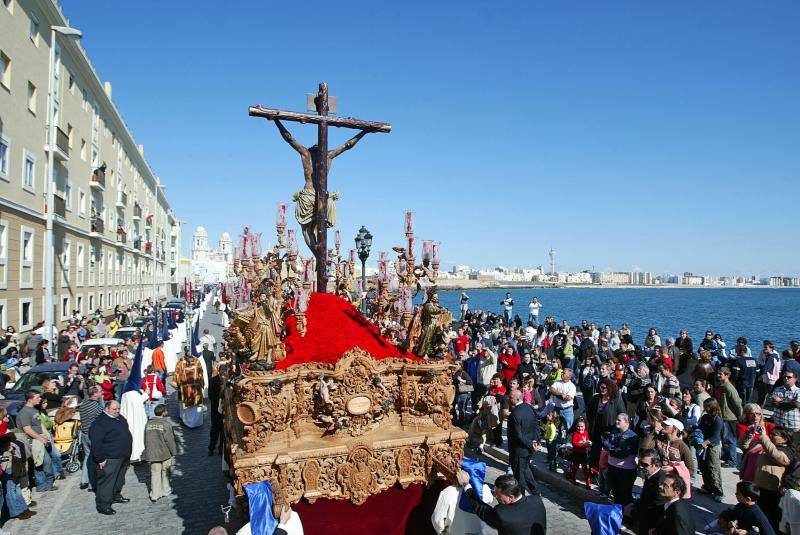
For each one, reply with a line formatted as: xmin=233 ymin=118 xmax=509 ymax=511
xmin=3 ymin=308 xmax=231 ymax=535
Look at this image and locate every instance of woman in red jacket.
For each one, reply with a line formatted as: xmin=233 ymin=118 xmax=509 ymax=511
xmin=499 ymin=346 xmax=521 ymax=386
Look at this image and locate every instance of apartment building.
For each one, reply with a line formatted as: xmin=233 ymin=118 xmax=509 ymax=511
xmin=0 ymin=0 xmax=181 ymax=332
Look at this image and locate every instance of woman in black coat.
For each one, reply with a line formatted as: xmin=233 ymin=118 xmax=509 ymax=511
xmin=587 ymin=378 xmax=627 ymax=467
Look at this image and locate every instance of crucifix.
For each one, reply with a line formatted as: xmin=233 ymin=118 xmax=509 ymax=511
xmin=250 ymin=82 xmax=391 ymax=293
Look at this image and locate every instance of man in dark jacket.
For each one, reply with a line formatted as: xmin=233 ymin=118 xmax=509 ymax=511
xmin=89 ymin=400 xmax=133 ymax=515
xmin=460 ymin=473 xmax=546 ymax=535
xmin=654 ymin=473 xmax=695 ymax=535
xmin=208 ymin=361 xmax=224 ymax=456
xmin=624 ymin=449 xmax=666 ymax=534
xmin=507 ymin=389 xmax=541 ymax=496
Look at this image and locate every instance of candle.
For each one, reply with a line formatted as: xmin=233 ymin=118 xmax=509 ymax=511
xmin=276 ymin=203 xmax=287 ymax=227
xmin=342 ymin=262 xmax=350 ymax=278
xmin=379 ymin=252 xmax=387 ymax=281
xmin=422 ymin=240 xmax=432 ymax=262
xmin=397 ymin=257 xmax=408 ymax=277
xmin=407 ymin=236 xmax=415 ymax=260
xmin=297 ymin=288 xmax=309 ymax=313
xmin=287 ymin=229 xmax=298 ymax=255
xmin=334 ymin=230 xmax=341 ymax=250
xmin=405 ymin=211 xmax=413 ymax=234
xmin=432 ymin=242 xmax=440 ymax=264
xmin=304 ymin=259 xmax=314 ymax=283
xmin=349 ymin=249 xmax=356 ymax=264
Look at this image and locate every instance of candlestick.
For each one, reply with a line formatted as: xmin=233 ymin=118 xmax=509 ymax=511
xmin=287 ymin=229 xmax=298 ymax=256
xmin=407 ymin=236 xmax=415 ymax=261
xmin=405 ymin=211 xmax=414 ymax=235
xmin=422 ymin=240 xmax=433 ymax=263
xmin=276 ymin=203 xmax=287 ymax=227
xmin=334 ymin=230 xmax=341 ymax=253
xmin=432 ymin=242 xmax=440 ymax=264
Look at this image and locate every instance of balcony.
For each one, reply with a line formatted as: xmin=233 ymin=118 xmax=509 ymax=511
xmin=53 ymin=193 xmax=66 ymax=219
xmin=133 ymin=203 xmax=142 ymax=220
xmin=116 ymin=191 xmax=128 ymax=210
xmin=145 ymin=241 xmax=153 ymax=253
xmin=45 ymin=127 xmax=70 ymax=162
xmin=116 ymin=228 xmax=127 ymax=245
xmin=133 ymin=236 xmax=142 ymax=250
xmin=90 ymin=166 xmax=106 ymax=191
xmin=145 ymin=214 xmax=153 ymax=228
xmin=90 ymin=215 xmax=105 ymax=237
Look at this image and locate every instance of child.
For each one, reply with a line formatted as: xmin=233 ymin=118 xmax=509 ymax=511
xmin=543 ymin=411 xmax=559 ymax=471
xmin=731 ymin=481 xmax=775 ymax=535
xmin=567 ymin=418 xmax=592 ymax=489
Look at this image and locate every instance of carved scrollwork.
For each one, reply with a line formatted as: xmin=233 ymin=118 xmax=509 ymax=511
xmin=336 ymin=445 xmax=383 ymax=505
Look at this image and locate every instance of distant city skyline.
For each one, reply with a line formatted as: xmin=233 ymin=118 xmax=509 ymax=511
xmin=59 ymin=1 xmax=800 ymax=276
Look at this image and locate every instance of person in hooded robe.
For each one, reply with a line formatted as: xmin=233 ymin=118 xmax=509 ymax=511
xmin=173 ymin=348 xmax=205 ymax=428
xmin=120 ymin=341 xmax=148 ymax=463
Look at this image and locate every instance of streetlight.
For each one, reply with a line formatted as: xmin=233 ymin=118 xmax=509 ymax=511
xmin=354 ymin=226 xmax=372 ymax=314
xmin=44 ymin=25 xmax=82 ymax=351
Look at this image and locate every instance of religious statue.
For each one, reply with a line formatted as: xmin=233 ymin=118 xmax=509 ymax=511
xmin=273 ymin=119 xmax=368 ymax=252
xmin=409 ymin=287 xmax=451 ymax=358
xmin=232 ymin=290 xmax=285 ymax=365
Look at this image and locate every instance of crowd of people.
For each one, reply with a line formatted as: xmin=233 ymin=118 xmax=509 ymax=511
xmin=0 ymin=297 xmax=223 ymax=527
xmin=444 ymin=293 xmax=800 ymax=535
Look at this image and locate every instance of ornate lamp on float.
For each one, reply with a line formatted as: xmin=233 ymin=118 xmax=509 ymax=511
xmin=294 ymin=288 xmax=309 ymax=337
xmin=354 ymin=226 xmax=372 ymax=314
xmin=276 ymin=203 xmax=288 ymax=248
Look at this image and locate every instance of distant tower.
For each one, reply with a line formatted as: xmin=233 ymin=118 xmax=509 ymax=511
xmin=192 ymin=226 xmax=209 ymax=262
xmin=219 ymin=232 xmax=232 ymax=262
xmin=549 ymin=247 xmax=556 ymax=275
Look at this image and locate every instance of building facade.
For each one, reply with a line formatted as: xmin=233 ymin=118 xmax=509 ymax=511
xmin=189 ymin=226 xmax=232 ymax=284
xmin=0 ymin=0 xmax=180 ymax=332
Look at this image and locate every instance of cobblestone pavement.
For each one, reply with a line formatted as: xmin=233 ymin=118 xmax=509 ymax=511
xmin=4 ymin=308 xmax=231 ymax=535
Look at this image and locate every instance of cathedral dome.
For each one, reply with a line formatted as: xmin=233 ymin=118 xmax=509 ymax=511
xmin=195 ymin=226 xmax=207 ymax=236
xmin=220 ymin=231 xmax=231 ymax=242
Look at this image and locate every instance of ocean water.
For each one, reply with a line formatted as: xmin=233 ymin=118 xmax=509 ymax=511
xmin=435 ymin=287 xmax=800 ymax=350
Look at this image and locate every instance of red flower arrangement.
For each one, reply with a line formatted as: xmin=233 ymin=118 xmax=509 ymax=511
xmin=278 ymin=293 xmax=419 ymax=370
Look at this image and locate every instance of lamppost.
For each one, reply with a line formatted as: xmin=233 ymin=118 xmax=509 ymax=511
xmin=354 ymin=226 xmax=372 ymax=314
xmin=45 ymin=25 xmax=82 ymax=351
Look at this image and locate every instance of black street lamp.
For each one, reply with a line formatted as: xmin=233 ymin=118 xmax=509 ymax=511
xmin=354 ymin=226 xmax=372 ymax=314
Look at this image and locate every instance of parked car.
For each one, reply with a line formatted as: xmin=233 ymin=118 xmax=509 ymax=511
xmin=132 ymin=316 xmax=156 ymax=328
xmin=3 ymin=362 xmax=71 ymax=402
xmin=77 ymin=337 xmax=125 ymax=356
xmin=111 ymin=327 xmax=140 ymax=343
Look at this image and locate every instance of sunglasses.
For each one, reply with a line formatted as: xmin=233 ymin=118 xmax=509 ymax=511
xmin=638 ymin=462 xmax=652 ymax=468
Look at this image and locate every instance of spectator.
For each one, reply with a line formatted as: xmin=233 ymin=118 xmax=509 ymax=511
xmin=587 ymin=379 xmax=626 ymax=469
xmin=734 ymin=343 xmax=758 ymax=403
xmin=547 ymin=368 xmax=576 ymax=431
xmin=737 ymin=403 xmax=775 ymax=483
xmin=566 ymin=418 xmax=592 ymax=488
xmin=34 ymin=340 xmax=51 ymax=365
xmin=17 ymin=391 xmax=58 ymax=492
xmin=714 ymin=366 xmax=743 ymax=468
xmin=78 ymin=386 xmax=104 ymax=491
xmin=654 ymin=418 xmax=694 ymax=498
xmin=757 ymin=340 xmax=781 ymax=406
xmin=698 ymin=398 xmax=725 ymax=502
xmin=143 ymin=404 xmax=176 ymax=502
xmin=623 ymin=448 xmax=664 ymax=535
xmin=654 ymin=473 xmax=695 ymax=535
xmin=602 ymin=413 xmax=639 ymax=506
xmin=730 ymin=481 xmax=775 ymax=535
xmin=90 ymin=400 xmax=133 ymax=515
xmin=750 ymin=428 xmax=793 ymax=531
xmin=764 ymin=370 xmax=800 ymax=433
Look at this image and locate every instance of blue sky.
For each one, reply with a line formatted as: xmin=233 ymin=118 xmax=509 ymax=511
xmin=62 ymin=1 xmax=799 ymax=276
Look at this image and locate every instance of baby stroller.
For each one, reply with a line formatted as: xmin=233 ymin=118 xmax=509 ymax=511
xmin=53 ymin=402 xmax=83 ymax=474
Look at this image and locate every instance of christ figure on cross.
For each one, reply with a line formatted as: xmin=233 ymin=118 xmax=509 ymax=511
xmin=273 ymin=119 xmax=368 ymax=253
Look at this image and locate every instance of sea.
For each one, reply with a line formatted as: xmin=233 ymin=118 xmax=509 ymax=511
xmin=433 ymin=287 xmax=800 ymax=350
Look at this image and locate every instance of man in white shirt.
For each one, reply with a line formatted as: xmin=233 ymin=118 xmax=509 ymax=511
xmin=476 ymin=345 xmax=498 ymax=392
xmin=548 ymin=369 xmax=576 ymax=430
xmin=200 ymin=328 xmax=216 ymax=351
xmin=432 ymin=480 xmax=493 ymax=534
xmin=527 ymin=298 xmax=542 ymax=327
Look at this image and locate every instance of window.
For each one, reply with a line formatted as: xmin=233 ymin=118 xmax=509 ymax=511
xmin=2 ymin=0 xmax=13 ymax=12
xmin=19 ymin=227 xmax=34 ymax=288
xmin=98 ymin=247 xmax=104 ymax=285
xmin=107 ymin=251 xmax=113 ymax=285
xmin=88 ymin=293 xmax=94 ymax=312
xmin=66 ymin=124 xmax=73 ymax=148
xmin=76 ymin=243 xmax=84 ymax=287
xmin=27 ymin=82 xmax=37 ymax=113
xmin=78 ymin=188 xmax=86 ymax=216
xmin=76 ymin=294 xmax=83 ymax=314
xmin=0 ymin=133 xmax=9 ymax=181
xmin=88 ymin=245 xmax=95 ymax=286
xmin=107 ymin=291 xmax=111 ymax=308
xmin=68 ymin=74 xmax=75 ymax=94
xmin=22 ymin=150 xmax=35 ymax=191
xmin=19 ymin=298 xmax=32 ymax=330
xmin=64 ymin=177 xmax=72 ymax=210
xmin=0 ymin=300 xmax=6 ymax=330
xmin=61 ymin=238 xmax=71 ymax=287
xmin=0 ymin=219 xmax=7 ymax=289
xmin=29 ymin=12 xmax=39 ymax=45
xmin=60 ymin=295 xmax=70 ymax=321
xmin=0 ymin=51 xmax=10 ymax=90
xmin=80 ymin=139 xmax=86 ymax=161
xmin=98 ymin=292 xmax=104 ymax=309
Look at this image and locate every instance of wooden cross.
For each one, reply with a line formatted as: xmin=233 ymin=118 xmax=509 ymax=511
xmin=250 ymin=82 xmax=391 ymax=293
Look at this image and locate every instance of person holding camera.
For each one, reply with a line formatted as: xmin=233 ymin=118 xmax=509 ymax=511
xmin=737 ymin=403 xmax=775 ymax=482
